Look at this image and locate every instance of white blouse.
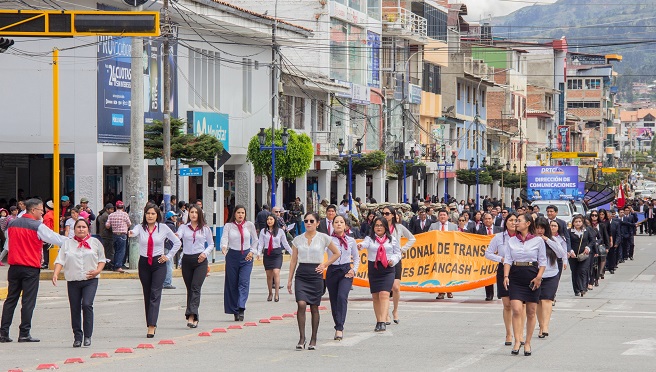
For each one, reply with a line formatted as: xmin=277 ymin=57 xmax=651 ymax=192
xmin=504 ymin=235 xmax=547 ymax=268
xmin=359 ymin=234 xmax=402 ymax=266
xmin=328 ymin=234 xmax=360 ymax=272
xmin=543 ymin=235 xmax=568 ymax=278
xmin=257 ymin=229 xmax=292 ymax=256
xmin=177 ymin=223 xmax=214 ymax=256
xmin=130 ymin=223 xmax=182 ymax=261
xmin=292 ymin=232 xmax=333 ymax=264
xmin=55 ymin=237 xmax=106 ymax=282
xmin=220 ymin=221 xmax=258 ymax=254
xmin=390 ymin=223 xmax=416 ymax=253
xmin=485 ymin=231 xmax=512 ymax=263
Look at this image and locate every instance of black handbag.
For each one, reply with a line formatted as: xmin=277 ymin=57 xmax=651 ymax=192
xmin=597 ymin=244 xmax=607 ymax=257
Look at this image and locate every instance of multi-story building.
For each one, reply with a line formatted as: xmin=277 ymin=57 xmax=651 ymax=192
xmin=618 ymin=109 xmax=656 ymax=165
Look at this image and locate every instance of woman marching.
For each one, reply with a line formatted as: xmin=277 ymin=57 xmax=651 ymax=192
xmin=176 ymin=205 xmax=214 ymax=328
xmin=129 ymin=203 xmax=181 ymax=338
xmin=382 ymin=206 xmax=416 ymax=325
xmin=220 ymin=205 xmax=258 ymax=321
xmin=357 ymin=216 xmax=402 ymax=332
xmin=485 ymin=212 xmax=523 ymax=347
xmin=536 ymin=218 xmax=568 ymax=338
xmin=597 ymin=209 xmax=611 ymax=278
xmin=52 ymin=219 xmax=105 ymax=347
xmin=326 ymin=215 xmax=360 ymax=341
xmin=587 ymin=211 xmax=608 ymax=289
xmin=287 ymin=212 xmax=340 ymax=350
xmin=503 ymin=213 xmax=547 ymax=356
xmin=257 ymin=212 xmax=292 ymax=302
xmin=567 ymin=214 xmax=594 ymax=297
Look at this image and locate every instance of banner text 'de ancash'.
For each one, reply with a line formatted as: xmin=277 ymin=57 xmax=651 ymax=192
xmin=352 ymin=231 xmax=496 ymax=292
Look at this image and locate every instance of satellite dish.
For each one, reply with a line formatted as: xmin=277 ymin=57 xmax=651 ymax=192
xmin=124 ymin=0 xmax=149 ymax=6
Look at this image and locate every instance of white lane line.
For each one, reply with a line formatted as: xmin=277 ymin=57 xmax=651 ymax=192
xmin=635 ymin=274 xmax=654 ymax=281
xmin=323 ymin=330 xmax=392 ymax=347
xmin=443 ymin=344 xmax=502 ymax=371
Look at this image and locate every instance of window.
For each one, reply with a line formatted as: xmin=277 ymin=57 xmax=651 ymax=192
xmin=466 ymin=129 xmax=471 ymax=149
xmin=422 ymin=63 xmax=441 ymax=95
xmin=466 ymin=85 xmax=471 ymax=103
xmin=330 ymin=19 xmax=348 ymax=81
xmin=242 ymin=58 xmax=252 ymax=113
xmin=279 ymin=96 xmax=291 ymax=128
xmin=294 ymin=97 xmax=305 ymax=130
xmin=318 ymin=101 xmax=326 ymax=131
xmin=481 ymin=90 xmax=486 ymax=107
xmin=367 ymin=0 xmax=381 ymax=20
xmin=567 ymin=79 xmax=583 ymax=90
xmin=585 ymin=78 xmax=601 ymax=89
xmin=188 ymin=48 xmax=220 ymax=109
xmin=456 ymin=127 xmax=462 ymax=149
xmin=457 ymin=83 xmax=462 ymax=101
xmin=366 ymin=104 xmax=381 ymax=150
xmin=546 ymin=95 xmax=553 ymax=111
xmin=567 ymin=101 xmax=601 ymax=108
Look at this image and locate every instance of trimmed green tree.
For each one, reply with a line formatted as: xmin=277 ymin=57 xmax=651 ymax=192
xmin=336 ymin=150 xmax=386 ymax=174
xmin=246 ymin=128 xmax=314 ymax=205
xmin=456 ymin=169 xmax=493 ymax=200
xmin=145 ymin=118 xmax=223 ymax=164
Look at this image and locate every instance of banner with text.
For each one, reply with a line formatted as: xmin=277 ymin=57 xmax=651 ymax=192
xmin=352 ymin=231 xmax=496 ymax=292
xmin=526 ymin=166 xmax=584 ymax=201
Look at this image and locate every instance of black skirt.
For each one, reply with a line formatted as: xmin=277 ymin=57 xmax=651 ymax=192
xmin=496 ymin=262 xmax=509 ymax=298
xmin=368 ymin=261 xmax=395 ymax=293
xmin=539 ymin=275 xmax=559 ymax=301
xmin=508 ymin=265 xmax=540 ymax=303
xmin=394 ymin=259 xmax=403 ymax=280
xmin=262 ymin=248 xmax=284 ymax=270
xmin=294 ymin=263 xmax=325 ymax=305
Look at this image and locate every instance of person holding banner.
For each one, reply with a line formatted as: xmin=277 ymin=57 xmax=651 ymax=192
xmin=382 ymin=206 xmax=416 ymax=325
xmin=357 ymin=217 xmax=402 ymax=332
xmin=429 ymin=209 xmax=457 ymax=299
xmin=503 ymin=214 xmax=547 ymax=356
xmin=326 ymin=215 xmax=359 ymax=341
xmin=287 ymin=212 xmax=340 ymax=350
xmin=257 ymin=213 xmax=292 ymax=303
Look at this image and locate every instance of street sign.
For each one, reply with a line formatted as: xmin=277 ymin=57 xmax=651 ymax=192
xmin=180 ymin=167 xmax=203 ymax=177
xmin=551 ymin=152 xmax=598 ymax=159
xmin=412 ymin=165 xmax=427 ymax=180
xmin=207 ymin=151 xmax=231 ymax=171
xmin=208 ymin=172 xmax=224 ymax=188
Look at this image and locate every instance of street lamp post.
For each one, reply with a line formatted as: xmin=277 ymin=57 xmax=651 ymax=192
xmin=337 ymin=138 xmax=363 ymax=211
xmin=436 ymin=151 xmax=457 ymax=203
xmin=470 ymin=156 xmax=487 ymax=211
xmin=258 ymin=127 xmax=289 ymax=208
xmin=395 ymin=146 xmax=415 ymax=204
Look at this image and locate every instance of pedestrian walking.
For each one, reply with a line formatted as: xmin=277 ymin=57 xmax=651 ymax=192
xmin=567 ymin=215 xmax=593 ymax=297
xmin=257 ymin=212 xmax=292 ymax=302
xmin=0 ymin=198 xmax=68 ymax=343
xmin=163 ymin=212 xmax=178 ymax=290
xmin=287 ymin=212 xmax=340 ymax=350
xmin=64 ymin=206 xmax=80 ymax=238
xmin=357 ymin=217 xmax=401 ymax=332
xmin=176 ymin=205 xmax=214 ymax=329
xmin=478 ymin=212 xmax=503 ymax=301
xmin=128 ymin=203 xmax=181 ymax=338
xmin=220 ymin=205 xmax=258 ymax=322
xmin=105 ymin=200 xmax=131 ymax=273
xmin=96 ymin=204 xmax=114 ymax=266
xmin=52 ymin=219 xmax=105 ymax=347
xmin=537 ymin=218 xmax=567 ymax=338
xmin=503 ymin=213 xmax=547 ymax=356
xmin=382 ymin=206 xmax=415 ymax=325
xmin=326 ymin=215 xmax=359 ymax=341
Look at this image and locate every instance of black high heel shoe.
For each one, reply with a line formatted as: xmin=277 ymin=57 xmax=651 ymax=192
xmin=234 ymin=314 xmax=239 ymax=321
xmin=274 ymin=294 xmax=279 ymax=302
xmin=524 ymin=346 xmax=532 ymax=356
xmin=334 ymin=331 xmax=343 ymax=341
xmin=238 ymin=310 xmax=245 ymax=321
xmin=267 ymin=294 xmax=273 ymax=302
xmin=146 ymin=326 xmax=156 ymax=338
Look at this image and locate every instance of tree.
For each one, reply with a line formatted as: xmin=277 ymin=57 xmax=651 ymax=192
xmin=144 ymin=118 xmax=223 ymax=164
xmin=387 ymin=159 xmax=426 ymax=180
xmin=246 ymin=128 xmax=314 ymax=205
xmin=336 ymin=150 xmax=386 ymax=174
xmin=455 ymin=169 xmax=493 ymax=200
xmin=502 ymin=172 xmax=527 ymax=200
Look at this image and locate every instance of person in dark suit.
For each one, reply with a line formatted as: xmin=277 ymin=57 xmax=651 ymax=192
xmin=608 ymin=209 xmax=620 ymax=273
xmin=646 ymin=200 xmax=656 ymax=236
xmin=410 ymin=209 xmax=432 ymax=234
xmin=429 ymin=209 xmax=456 ymax=300
xmin=477 ymin=213 xmax=503 ymax=301
xmin=619 ymin=206 xmax=636 ymax=262
xmin=317 ymin=205 xmax=337 ymax=235
xmin=545 ymin=205 xmax=571 ymax=252
xmin=492 ymin=207 xmax=503 ymax=227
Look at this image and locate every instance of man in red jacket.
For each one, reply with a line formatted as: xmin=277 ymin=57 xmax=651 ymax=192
xmin=0 ymin=199 xmax=67 ymax=343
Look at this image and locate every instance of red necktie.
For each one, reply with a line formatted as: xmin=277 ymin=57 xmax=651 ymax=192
xmin=267 ymin=231 xmax=273 ymax=256
xmin=147 ymin=225 xmax=156 ymax=265
xmin=333 ymin=233 xmax=348 ymax=250
xmin=488 ymin=227 xmax=492 ymax=235
xmin=74 ymin=235 xmax=91 ymax=249
xmin=442 ymin=224 xmax=445 ymax=231
xmin=374 ymin=235 xmax=389 ymax=269
xmin=459 ymin=227 xmax=463 ymax=232
xmin=235 ymin=221 xmax=245 ymax=253
xmin=327 ymin=220 xmax=332 ymax=235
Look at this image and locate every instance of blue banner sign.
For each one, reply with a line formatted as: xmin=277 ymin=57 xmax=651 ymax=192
xmin=526 ymin=166 xmax=584 ymax=201
xmin=180 ymin=167 xmax=203 ymax=177
xmin=187 ymin=111 xmax=230 ymax=151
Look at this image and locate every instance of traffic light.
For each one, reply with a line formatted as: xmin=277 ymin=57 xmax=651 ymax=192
xmin=0 ymin=37 xmax=14 ymax=53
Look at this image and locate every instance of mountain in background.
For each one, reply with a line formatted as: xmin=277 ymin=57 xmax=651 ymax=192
xmin=491 ymin=0 xmax=656 ymax=102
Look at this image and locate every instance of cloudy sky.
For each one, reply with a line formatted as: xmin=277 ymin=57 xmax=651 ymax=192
xmin=461 ymin=0 xmax=558 ymax=21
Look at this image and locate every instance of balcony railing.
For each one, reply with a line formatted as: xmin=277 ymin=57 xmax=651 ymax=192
xmin=382 ymin=7 xmax=427 ymax=39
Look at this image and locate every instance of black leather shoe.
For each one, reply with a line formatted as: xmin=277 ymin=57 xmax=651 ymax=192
xmin=0 ymin=335 xmax=12 ymax=343
xmin=73 ymin=340 xmax=82 ymax=348
xmin=380 ymin=323 xmax=386 ymax=331
xmin=374 ymin=322 xmax=382 ymax=332
xmin=234 ymin=314 xmax=239 ymax=322
xmin=238 ymin=310 xmax=245 ymax=321
xmin=18 ymin=336 xmax=40 ymax=343
xmin=485 ymin=297 xmax=494 ymax=301
xmin=83 ymin=337 xmax=91 ymax=347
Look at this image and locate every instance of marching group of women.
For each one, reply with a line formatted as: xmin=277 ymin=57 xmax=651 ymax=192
xmin=485 ymin=209 xmax=612 ymax=356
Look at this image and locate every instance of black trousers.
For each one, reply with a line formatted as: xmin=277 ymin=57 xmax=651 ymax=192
xmin=0 ymin=265 xmax=40 ymax=337
xmin=620 ymin=237 xmax=631 ymax=261
xmin=484 ymin=284 xmax=494 ymax=299
xmin=568 ymin=257 xmax=590 ymax=294
xmin=325 ymin=264 xmax=352 ymax=331
xmin=181 ymin=253 xmax=208 ymax=321
xmin=138 ymin=256 xmax=167 ymax=327
xmin=607 ymin=246 xmax=618 ymax=270
xmin=67 ymin=278 xmax=98 ymax=341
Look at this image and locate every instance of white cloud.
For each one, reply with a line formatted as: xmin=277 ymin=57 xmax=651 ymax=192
xmin=461 ymin=0 xmax=558 ymax=22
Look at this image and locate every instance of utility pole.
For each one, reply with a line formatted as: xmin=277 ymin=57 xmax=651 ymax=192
xmin=270 ymin=0 xmax=280 ymax=207
xmin=162 ymin=0 xmax=172 ymax=212
xmin=127 ymin=5 xmax=147 ymax=268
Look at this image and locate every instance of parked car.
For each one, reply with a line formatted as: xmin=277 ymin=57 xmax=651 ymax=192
xmin=530 ymin=200 xmax=576 ymax=227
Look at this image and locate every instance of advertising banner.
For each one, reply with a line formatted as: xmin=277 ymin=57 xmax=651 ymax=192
xmin=352 ymin=231 xmax=496 ymax=292
xmin=97 ymin=36 xmax=177 ymax=143
xmin=187 ymin=111 xmax=230 ymax=151
xmin=526 ymin=166 xmax=584 ymax=201
xmin=557 ymin=125 xmax=570 ymax=151
xmin=367 ymin=31 xmax=380 ymax=88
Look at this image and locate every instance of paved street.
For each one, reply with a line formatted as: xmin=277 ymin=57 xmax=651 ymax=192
xmin=1 ymin=236 xmax=656 ymax=371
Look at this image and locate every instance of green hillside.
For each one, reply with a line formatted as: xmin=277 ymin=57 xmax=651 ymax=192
xmin=492 ymin=0 xmax=656 ymax=102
